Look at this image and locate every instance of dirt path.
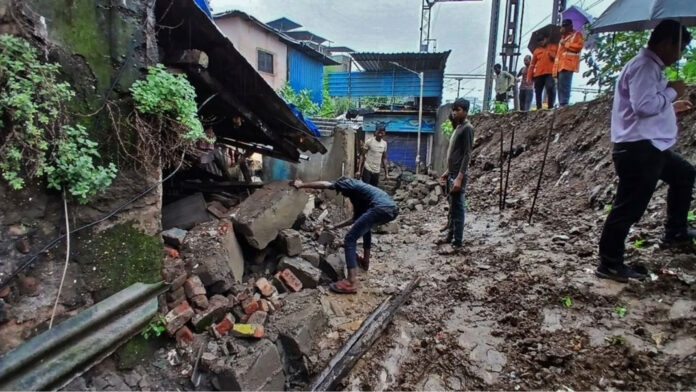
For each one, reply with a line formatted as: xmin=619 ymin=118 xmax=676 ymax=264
xmin=318 ymin=200 xmax=696 ymax=391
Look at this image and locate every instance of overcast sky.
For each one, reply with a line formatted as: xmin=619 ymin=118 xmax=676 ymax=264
xmin=210 ymin=0 xmax=616 ymax=104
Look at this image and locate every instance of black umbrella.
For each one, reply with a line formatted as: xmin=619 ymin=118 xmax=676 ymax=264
xmin=527 ymin=24 xmax=562 ymax=52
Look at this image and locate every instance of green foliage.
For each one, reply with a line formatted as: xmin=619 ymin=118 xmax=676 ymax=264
xmin=605 ymin=335 xmax=626 ymax=346
xmin=615 ymin=305 xmax=627 ymax=318
xmin=604 ymin=204 xmax=613 ymax=213
xmin=0 ymin=34 xmax=115 ymax=202
xmin=441 ymin=120 xmax=454 ymax=137
xmin=318 ymin=74 xmax=336 ymax=118
xmin=492 ymin=101 xmax=509 ymax=114
xmin=688 ymin=210 xmax=695 ymax=222
xmin=560 ymin=296 xmax=573 ymax=308
xmin=584 ymin=28 xmax=696 ymax=91
xmin=130 ymin=64 xmax=205 ymax=142
xmin=633 ymin=239 xmax=645 ymax=249
xmin=141 ymin=315 xmax=166 ymax=339
xmin=277 ymin=82 xmax=320 ymax=117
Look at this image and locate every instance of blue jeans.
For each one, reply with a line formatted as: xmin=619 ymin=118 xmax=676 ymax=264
xmin=557 ymin=70 xmax=573 ymax=106
xmin=344 ymin=206 xmax=399 ymax=269
xmin=447 ymin=173 xmax=466 ymax=246
xmin=519 ymin=89 xmax=533 ymax=111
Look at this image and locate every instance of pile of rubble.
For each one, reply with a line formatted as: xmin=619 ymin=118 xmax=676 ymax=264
xmin=155 ymin=182 xmax=350 ymax=389
xmin=391 ymin=173 xmax=445 ymax=211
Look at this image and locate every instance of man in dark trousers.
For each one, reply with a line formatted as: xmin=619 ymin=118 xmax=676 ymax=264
xmin=437 ymin=98 xmax=474 ymax=249
xmin=597 ymin=20 xmax=694 ymax=282
xmin=291 ymin=177 xmax=398 ymax=293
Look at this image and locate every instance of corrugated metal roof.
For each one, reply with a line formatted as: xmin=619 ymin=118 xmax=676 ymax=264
xmin=284 ymin=30 xmax=327 ymax=44
xmin=266 ymin=17 xmax=302 ymax=31
xmin=351 ymin=51 xmax=451 ymax=72
xmin=328 ymin=70 xmax=444 ymax=97
xmin=326 ymin=46 xmax=355 ymax=54
xmin=159 ymin=1 xmax=327 ymax=161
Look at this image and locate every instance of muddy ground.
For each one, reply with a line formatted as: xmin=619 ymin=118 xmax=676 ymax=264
xmin=320 ymin=98 xmax=696 ymax=391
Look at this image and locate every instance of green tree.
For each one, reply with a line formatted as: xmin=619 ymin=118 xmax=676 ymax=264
xmin=583 ymin=28 xmax=696 ymax=91
xmin=277 ymin=83 xmax=320 ymax=116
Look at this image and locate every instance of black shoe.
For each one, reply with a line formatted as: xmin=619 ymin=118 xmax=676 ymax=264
xmin=595 ymin=264 xmax=646 ymax=283
xmin=659 ymin=227 xmax=696 ymax=249
xmin=435 ymin=236 xmax=453 ymax=245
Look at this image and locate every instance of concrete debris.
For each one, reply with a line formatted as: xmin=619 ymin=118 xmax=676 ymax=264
xmin=278 ymin=257 xmax=322 ymax=289
xmin=300 ymin=250 xmax=321 ymax=267
xmin=233 ymin=181 xmax=309 ymax=249
xmin=161 ymin=228 xmax=188 ymax=248
xmin=319 ymin=253 xmax=346 ymax=282
xmin=162 ymin=192 xmax=212 ymax=230
xmin=210 ymin=339 xmax=284 ymax=391
xmin=278 ymin=229 xmax=303 ymax=256
xmin=165 ymin=301 xmax=195 ymax=335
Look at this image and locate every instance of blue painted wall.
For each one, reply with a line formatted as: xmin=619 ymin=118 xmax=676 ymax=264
xmin=363 ymin=113 xmax=435 ymax=133
xmin=382 ymin=133 xmax=429 ymax=171
xmin=288 ymin=49 xmax=324 ymax=104
xmin=328 ymin=70 xmax=443 ymax=97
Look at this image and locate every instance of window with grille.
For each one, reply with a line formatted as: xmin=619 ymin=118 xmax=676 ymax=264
xmin=257 ymin=50 xmax=274 ymax=74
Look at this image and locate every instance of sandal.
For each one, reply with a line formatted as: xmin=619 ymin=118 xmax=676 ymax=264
xmin=329 ymin=280 xmax=358 ymax=294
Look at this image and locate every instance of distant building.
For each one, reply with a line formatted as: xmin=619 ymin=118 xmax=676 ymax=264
xmin=213 ymin=11 xmax=338 ymax=104
xmin=328 ymin=51 xmax=450 ymax=170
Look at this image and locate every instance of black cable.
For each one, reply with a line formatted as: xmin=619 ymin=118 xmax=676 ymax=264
xmin=0 ymin=151 xmax=186 ymax=291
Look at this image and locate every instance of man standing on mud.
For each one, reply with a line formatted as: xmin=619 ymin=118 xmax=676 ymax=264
xmin=357 ymin=122 xmax=388 ymax=186
xmin=597 ymin=20 xmax=694 ymax=282
xmin=437 ymin=98 xmax=474 ymax=249
xmin=290 ymin=177 xmax=398 ymax=294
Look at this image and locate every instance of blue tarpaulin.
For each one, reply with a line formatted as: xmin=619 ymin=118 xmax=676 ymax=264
xmin=193 ymin=0 xmax=212 ymax=18
xmin=288 ymin=104 xmax=321 ymax=138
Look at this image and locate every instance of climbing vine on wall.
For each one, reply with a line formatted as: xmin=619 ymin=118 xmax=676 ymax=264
xmin=0 ymin=34 xmax=116 ymax=203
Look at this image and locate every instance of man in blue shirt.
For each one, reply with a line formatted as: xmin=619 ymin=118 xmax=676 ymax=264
xmin=598 ymin=20 xmax=694 ymax=283
xmin=291 ymin=177 xmax=398 ymax=293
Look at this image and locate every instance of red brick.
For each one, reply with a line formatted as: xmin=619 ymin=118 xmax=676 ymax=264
xmin=247 ymin=311 xmax=267 ymax=326
xmin=0 ymin=285 xmax=10 ymax=298
xmin=184 ymin=276 xmax=206 ymax=298
xmin=242 ymin=298 xmax=260 ymax=315
xmin=166 ymin=247 xmax=180 ymax=259
xmin=279 ymin=269 xmax=303 ymax=292
xmin=175 ymin=326 xmax=194 ymax=345
xmin=255 ymin=278 xmax=275 ymax=297
xmin=212 ymin=314 xmax=235 ymax=338
xmin=191 ymin=294 xmax=209 ymax=310
xmin=165 ymin=300 xmax=194 ymax=335
xmin=166 ymin=287 xmax=185 ymax=303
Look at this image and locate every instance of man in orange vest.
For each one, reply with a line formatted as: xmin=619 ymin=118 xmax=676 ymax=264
xmin=554 ymin=19 xmax=584 ymax=107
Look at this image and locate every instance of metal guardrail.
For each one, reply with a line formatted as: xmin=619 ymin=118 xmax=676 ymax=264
xmin=0 ymin=282 xmax=166 ymax=391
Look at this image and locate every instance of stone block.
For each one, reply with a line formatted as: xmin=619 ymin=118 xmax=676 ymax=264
xmin=300 ymin=250 xmax=321 ymax=267
xmin=191 ymin=294 xmax=209 ymax=310
xmin=165 ymin=301 xmax=194 ymax=335
xmin=232 ymin=182 xmax=309 ymax=249
xmin=184 ymin=276 xmax=206 ymax=298
xmin=319 ymin=253 xmax=346 ymax=281
xmin=162 ymin=192 xmax=211 ymax=230
xmin=161 ymin=228 xmax=187 ymax=248
xmin=210 ymin=339 xmax=284 ymax=391
xmin=317 ymin=231 xmax=335 ymax=246
xmin=278 ymin=229 xmax=302 ymax=256
xmin=278 ymin=257 xmax=322 ymax=289
xmin=191 ymin=300 xmax=228 ymax=333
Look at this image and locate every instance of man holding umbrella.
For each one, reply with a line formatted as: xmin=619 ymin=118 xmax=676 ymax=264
xmin=597 ymin=20 xmax=694 ymax=282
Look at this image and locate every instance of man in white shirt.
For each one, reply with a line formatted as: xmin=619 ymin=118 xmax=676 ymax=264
xmin=357 ymin=123 xmax=388 ymax=186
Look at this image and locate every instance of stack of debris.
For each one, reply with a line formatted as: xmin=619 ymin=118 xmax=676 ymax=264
xmin=392 ymin=173 xmax=445 ymax=211
xmin=155 ymin=181 xmax=354 ymax=389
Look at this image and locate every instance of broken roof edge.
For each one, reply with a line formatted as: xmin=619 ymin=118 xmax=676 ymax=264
xmin=160 ymin=1 xmax=326 ymax=158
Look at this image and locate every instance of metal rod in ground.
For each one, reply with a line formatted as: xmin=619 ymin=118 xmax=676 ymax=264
xmin=528 ymin=111 xmax=556 ymax=224
xmin=502 ymin=127 xmax=516 ymax=209
xmin=499 ymin=127 xmax=505 ymax=211
xmin=309 ymin=276 xmax=422 ymax=392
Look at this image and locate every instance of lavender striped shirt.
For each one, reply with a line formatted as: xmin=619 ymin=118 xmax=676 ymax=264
xmin=611 ymin=48 xmax=678 ymax=151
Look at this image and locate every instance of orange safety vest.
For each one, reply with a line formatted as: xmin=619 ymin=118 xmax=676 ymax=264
xmin=553 ymin=31 xmax=584 ymax=76
xmin=527 ymin=44 xmax=557 ymax=81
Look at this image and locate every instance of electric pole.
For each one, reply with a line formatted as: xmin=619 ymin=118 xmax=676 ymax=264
xmin=419 ymin=0 xmax=480 ymax=52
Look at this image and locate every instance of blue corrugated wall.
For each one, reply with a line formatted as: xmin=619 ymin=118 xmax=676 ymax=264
xmin=328 ymin=70 xmax=443 ymax=97
xmin=288 ymin=49 xmax=324 ymax=105
xmin=384 ymin=134 xmax=429 ymax=171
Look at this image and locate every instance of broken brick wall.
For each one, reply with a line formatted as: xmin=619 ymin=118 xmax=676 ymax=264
xmin=0 ymin=0 xmax=162 ymax=356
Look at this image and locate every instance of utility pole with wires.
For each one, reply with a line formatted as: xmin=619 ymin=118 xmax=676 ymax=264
xmin=419 ymin=0 xmax=481 ymax=52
